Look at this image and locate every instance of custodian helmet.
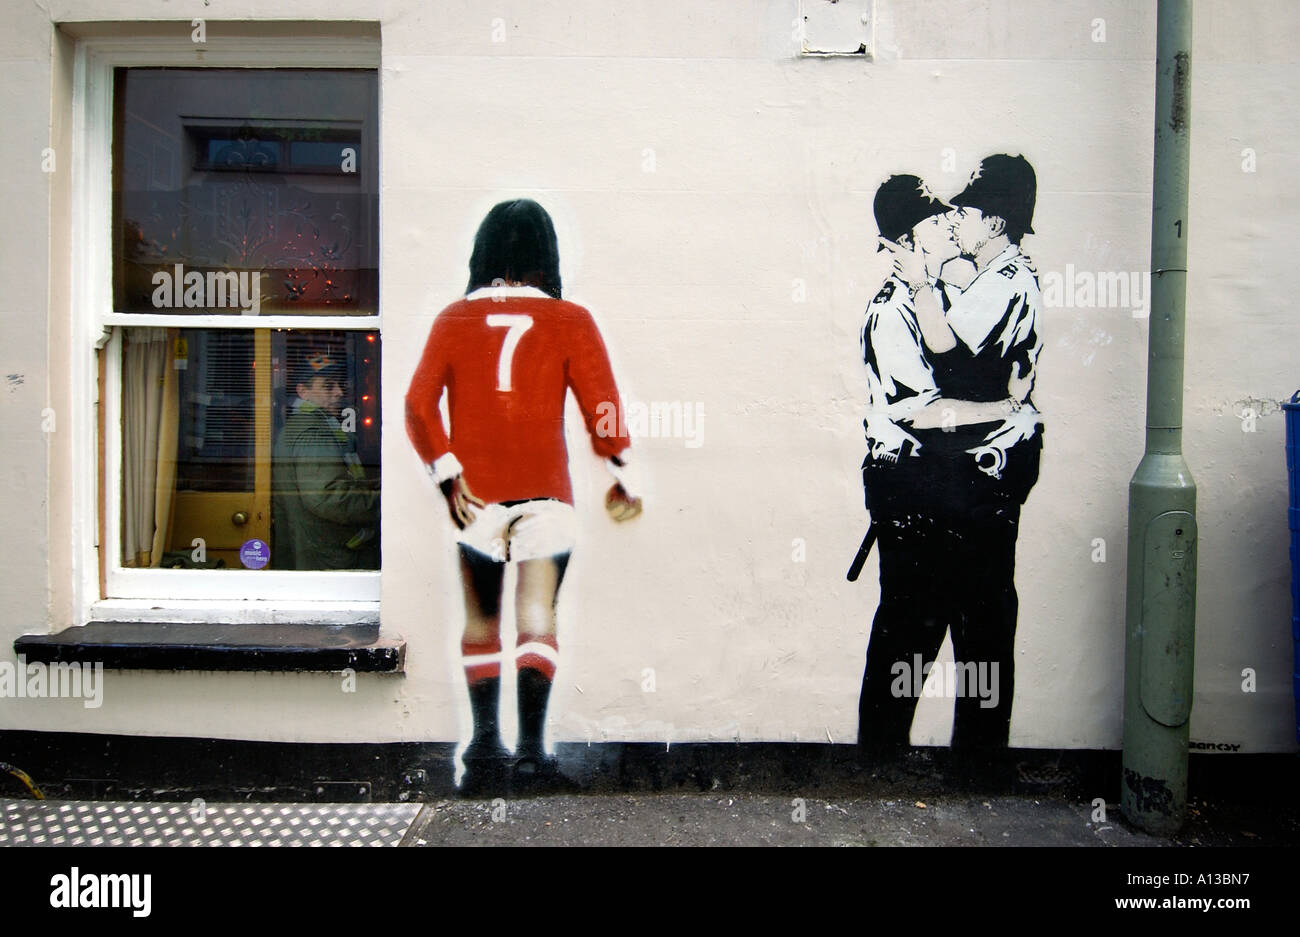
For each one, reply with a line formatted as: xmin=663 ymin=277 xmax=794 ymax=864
xmin=950 ymin=154 xmax=1036 ymax=238
xmin=873 ymin=174 xmax=951 ymax=249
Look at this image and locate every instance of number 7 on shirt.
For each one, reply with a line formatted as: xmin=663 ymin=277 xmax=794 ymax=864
xmin=486 ymin=314 xmax=533 ymax=392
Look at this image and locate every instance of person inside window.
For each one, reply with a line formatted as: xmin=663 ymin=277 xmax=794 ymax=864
xmin=406 ymin=199 xmax=643 ymax=793
xmin=272 ymin=352 xmax=380 ymax=570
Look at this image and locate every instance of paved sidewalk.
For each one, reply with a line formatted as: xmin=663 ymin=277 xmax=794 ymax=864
xmin=401 ymin=790 xmax=1294 ymax=847
xmin=402 ymin=792 xmax=1148 ymax=847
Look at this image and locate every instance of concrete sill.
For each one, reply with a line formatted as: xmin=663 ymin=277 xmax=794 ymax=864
xmin=13 ymin=622 xmax=405 ymax=673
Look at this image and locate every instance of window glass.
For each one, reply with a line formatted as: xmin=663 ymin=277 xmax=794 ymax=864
xmin=120 ymin=327 xmax=381 ymax=571
xmin=111 ymin=64 xmax=381 ymax=578
xmin=113 ymin=68 xmax=379 ymax=316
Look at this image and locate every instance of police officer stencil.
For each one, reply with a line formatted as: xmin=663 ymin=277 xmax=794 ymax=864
xmin=856 ymin=155 xmax=1044 ymax=755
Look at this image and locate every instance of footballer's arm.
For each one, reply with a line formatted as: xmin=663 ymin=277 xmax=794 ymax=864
xmin=406 ymin=317 xmax=484 ymax=529
xmin=565 ymin=310 xmax=643 ymax=522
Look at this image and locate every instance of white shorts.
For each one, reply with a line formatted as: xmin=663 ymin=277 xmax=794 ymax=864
xmin=456 ymin=499 xmax=577 ymax=563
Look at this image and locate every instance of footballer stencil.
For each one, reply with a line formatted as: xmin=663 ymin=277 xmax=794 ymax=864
xmin=850 ymin=155 xmax=1044 ymax=754
xmin=405 ymin=199 xmax=643 ymax=795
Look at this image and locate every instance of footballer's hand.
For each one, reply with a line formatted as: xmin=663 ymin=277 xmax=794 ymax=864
xmin=439 ymin=475 xmax=485 ymax=530
xmin=605 ymin=483 xmax=642 ymax=523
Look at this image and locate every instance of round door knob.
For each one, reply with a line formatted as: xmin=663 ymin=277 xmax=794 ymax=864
xmin=232 ymin=511 xmax=249 ymax=526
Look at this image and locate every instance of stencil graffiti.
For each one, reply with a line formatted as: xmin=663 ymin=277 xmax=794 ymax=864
xmin=406 ymin=199 xmax=643 ymax=794
xmin=852 ymin=155 xmax=1044 ymax=753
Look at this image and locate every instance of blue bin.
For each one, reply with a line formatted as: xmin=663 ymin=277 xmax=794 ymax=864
xmin=1286 ymin=390 xmax=1300 ymax=746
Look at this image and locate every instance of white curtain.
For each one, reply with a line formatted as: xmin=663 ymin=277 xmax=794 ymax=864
xmin=121 ymin=328 xmax=177 ymax=567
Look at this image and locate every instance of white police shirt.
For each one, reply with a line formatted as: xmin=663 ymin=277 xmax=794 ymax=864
xmin=942 ymin=244 xmax=1044 ymax=475
xmin=860 ymin=275 xmax=947 ymax=459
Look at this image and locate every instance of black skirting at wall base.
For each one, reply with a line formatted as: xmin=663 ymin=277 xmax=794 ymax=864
xmin=1 ymin=729 xmax=1294 ymax=805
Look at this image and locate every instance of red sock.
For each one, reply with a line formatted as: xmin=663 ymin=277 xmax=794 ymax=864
xmin=515 ymin=633 xmax=559 ymax=681
xmin=462 ymin=638 xmax=502 ymax=685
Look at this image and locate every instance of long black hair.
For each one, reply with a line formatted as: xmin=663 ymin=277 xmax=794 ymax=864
xmin=466 ymin=199 xmax=563 ymax=299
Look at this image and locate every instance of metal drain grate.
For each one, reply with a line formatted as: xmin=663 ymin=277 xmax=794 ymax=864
xmin=0 ymin=798 xmax=420 ymax=847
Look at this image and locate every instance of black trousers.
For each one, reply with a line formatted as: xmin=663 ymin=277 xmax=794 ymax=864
xmin=857 ymin=503 xmax=1022 ymax=752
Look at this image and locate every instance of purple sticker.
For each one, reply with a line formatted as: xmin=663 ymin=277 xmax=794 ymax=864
xmin=239 ymin=539 xmax=270 ymax=570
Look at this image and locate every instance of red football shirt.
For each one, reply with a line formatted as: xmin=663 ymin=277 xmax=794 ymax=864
xmin=405 ymin=287 xmax=631 ymax=505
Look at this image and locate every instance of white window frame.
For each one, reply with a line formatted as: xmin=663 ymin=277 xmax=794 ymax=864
xmin=69 ymin=31 xmax=382 ymax=623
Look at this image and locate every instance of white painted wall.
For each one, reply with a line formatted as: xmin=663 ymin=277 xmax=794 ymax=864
xmin=1 ymin=0 xmax=1296 ymax=751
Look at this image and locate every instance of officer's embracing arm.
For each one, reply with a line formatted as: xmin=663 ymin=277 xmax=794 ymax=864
xmin=876 ymin=237 xmax=956 ymax=354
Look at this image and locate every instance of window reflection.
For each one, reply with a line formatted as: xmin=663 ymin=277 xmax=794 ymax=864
xmin=114 ymin=68 xmax=379 ymax=316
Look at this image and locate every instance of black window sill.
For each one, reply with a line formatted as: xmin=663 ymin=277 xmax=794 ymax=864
xmin=14 ymin=622 xmax=405 ymax=673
